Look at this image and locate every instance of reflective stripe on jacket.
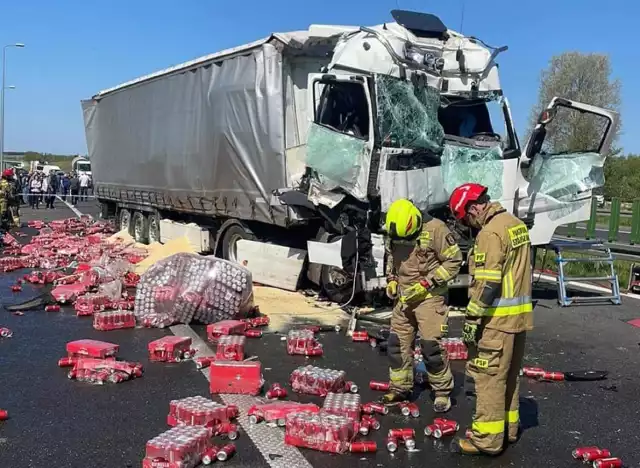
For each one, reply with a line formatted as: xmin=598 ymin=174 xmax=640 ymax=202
xmin=467 ymin=202 xmax=533 ymax=333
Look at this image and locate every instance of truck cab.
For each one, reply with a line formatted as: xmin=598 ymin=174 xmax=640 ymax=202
xmin=290 ymin=10 xmax=618 ymax=298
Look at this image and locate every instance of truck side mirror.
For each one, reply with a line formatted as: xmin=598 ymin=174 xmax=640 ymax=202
xmin=538 ymin=107 xmax=557 ymax=125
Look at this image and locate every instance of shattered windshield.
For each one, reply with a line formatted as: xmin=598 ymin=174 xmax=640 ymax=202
xmin=439 ymin=95 xmax=509 ymax=147
xmin=376 ymin=74 xmax=444 ymax=152
xmin=441 ymin=144 xmax=505 ymax=200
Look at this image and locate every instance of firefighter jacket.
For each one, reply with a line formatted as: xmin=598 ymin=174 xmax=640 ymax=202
xmin=0 ymin=179 xmax=10 ymax=214
xmin=467 ymin=202 xmax=533 ymax=333
xmin=386 ymin=216 xmax=463 ymax=296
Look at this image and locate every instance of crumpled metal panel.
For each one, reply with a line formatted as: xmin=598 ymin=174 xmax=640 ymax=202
xmin=83 ymin=44 xmax=287 ymax=225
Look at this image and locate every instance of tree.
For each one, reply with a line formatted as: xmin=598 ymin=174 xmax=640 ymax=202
xmin=528 ymin=52 xmax=622 ymax=154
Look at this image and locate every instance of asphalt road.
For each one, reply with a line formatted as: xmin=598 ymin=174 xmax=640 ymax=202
xmin=1 ymin=202 xmax=640 ymax=468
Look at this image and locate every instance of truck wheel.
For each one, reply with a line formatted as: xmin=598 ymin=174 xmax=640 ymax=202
xmin=320 ymin=264 xmax=360 ymax=305
xmin=148 ymin=214 xmax=161 ymax=244
xmin=221 ymin=224 xmax=255 ymax=263
xmin=132 ymin=211 xmax=149 ymax=244
xmin=119 ymin=209 xmax=133 ymax=234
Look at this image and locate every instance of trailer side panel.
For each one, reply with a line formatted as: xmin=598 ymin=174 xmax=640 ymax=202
xmin=82 ymin=43 xmax=287 ymax=225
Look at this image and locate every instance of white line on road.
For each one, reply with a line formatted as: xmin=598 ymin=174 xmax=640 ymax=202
xmin=56 ymin=196 xmax=88 ymax=219
xmin=170 ymin=324 xmax=314 ymax=468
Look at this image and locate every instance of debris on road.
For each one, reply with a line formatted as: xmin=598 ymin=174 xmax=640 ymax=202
xmin=290 ymin=366 xmax=353 ymax=396
xmin=167 ymin=396 xmax=238 ymax=427
xmin=0 ymin=327 xmax=13 ymax=338
xmin=66 ymin=339 xmax=119 ymax=359
xmin=247 ymin=401 xmax=320 ymax=425
xmin=134 ymin=253 xmax=254 ymax=327
xmin=148 ymin=336 xmax=195 ymax=362
xmin=93 ymin=310 xmax=136 ymax=330
xmin=207 ymin=320 xmax=248 ymax=340
xmin=265 ymin=383 xmax=287 ymax=400
xmin=0 ymin=409 xmax=8 ymax=421
xmin=67 ymin=358 xmax=143 ymax=384
xmin=215 ymin=335 xmax=246 ymax=361
xmin=143 ymin=425 xmax=213 ymax=467
xmin=287 ymin=329 xmax=323 ymax=356
xmin=285 ymin=412 xmax=356 ymax=453
xmin=209 ymin=360 xmax=263 ymax=395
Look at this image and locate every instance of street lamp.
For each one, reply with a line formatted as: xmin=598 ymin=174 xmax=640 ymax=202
xmin=1 ymin=43 xmax=25 ymax=170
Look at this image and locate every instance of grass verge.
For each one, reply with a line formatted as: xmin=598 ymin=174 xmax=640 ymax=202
xmin=535 ymin=248 xmax=635 ymax=289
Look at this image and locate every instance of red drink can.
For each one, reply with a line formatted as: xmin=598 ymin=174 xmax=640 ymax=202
xmin=434 ymin=425 xmax=457 ymax=438
xmin=350 ymin=441 xmax=377 ymax=453
xmin=389 ymin=428 xmax=415 ymax=439
xmin=216 ymin=443 xmax=236 ymax=461
xmin=245 ymin=329 xmax=262 ymax=338
xmin=58 ymin=357 xmax=77 ymax=367
xmin=306 ymin=348 xmax=323 ymax=356
xmin=424 ymin=424 xmax=438 ymax=437
xmin=202 ymin=447 xmax=218 ymax=465
xmin=593 ymin=458 xmax=622 ymax=468
xmin=358 ymin=419 xmax=370 ymax=435
xmin=195 ymin=357 xmax=212 ymax=369
xmin=583 ymin=449 xmax=612 ymax=462
xmin=573 ymin=447 xmax=600 ymax=459
xmin=403 ymin=437 xmax=416 ymax=450
xmin=362 ymin=415 xmax=380 ymax=430
xmin=540 ymin=371 xmax=565 ymax=381
xmin=434 ymin=418 xmax=460 ymax=431
xmin=45 ymin=305 xmax=60 ymax=312
xmin=386 ymin=436 xmax=398 ymax=453
xmin=345 ymin=381 xmax=358 ymax=393
xmin=266 ymin=387 xmax=287 ymax=399
xmin=352 ymin=330 xmax=369 ymax=342
xmin=364 ymin=402 xmax=388 ymax=415
xmin=521 ymin=366 xmax=545 ymax=377
xmin=369 ymin=380 xmax=390 ymax=391
xmin=0 ymin=409 xmax=8 ymax=421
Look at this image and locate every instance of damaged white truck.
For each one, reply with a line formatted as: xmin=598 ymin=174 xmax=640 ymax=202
xmin=82 ymin=10 xmax=618 ymax=302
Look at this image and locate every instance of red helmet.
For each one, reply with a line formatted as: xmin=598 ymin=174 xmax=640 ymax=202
xmin=2 ymin=168 xmax=14 ymax=178
xmin=449 ymin=183 xmax=488 ymax=220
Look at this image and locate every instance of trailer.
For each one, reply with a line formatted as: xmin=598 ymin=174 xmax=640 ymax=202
xmin=83 ymin=10 xmax=618 ymax=302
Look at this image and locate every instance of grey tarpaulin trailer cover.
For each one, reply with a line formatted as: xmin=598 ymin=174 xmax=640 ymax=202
xmin=81 ymin=32 xmax=336 ymax=226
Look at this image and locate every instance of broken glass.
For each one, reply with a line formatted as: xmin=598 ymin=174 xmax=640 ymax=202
xmin=527 ymin=152 xmax=604 ymax=202
xmin=305 ymin=123 xmax=367 ymax=193
xmin=441 ymin=144 xmax=504 ymax=199
xmin=376 ymin=74 xmax=444 ymax=152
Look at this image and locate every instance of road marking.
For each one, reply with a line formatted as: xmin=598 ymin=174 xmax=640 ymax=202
xmin=169 ymin=324 xmax=314 ymax=468
xmin=56 ymin=196 xmax=88 ymax=219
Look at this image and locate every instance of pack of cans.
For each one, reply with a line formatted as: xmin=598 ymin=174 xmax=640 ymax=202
xmin=66 ymin=339 xmax=119 ymax=359
xmin=290 ymin=366 xmax=347 ymax=396
xmin=0 ymin=257 xmax=23 ymax=272
xmin=441 ymin=338 xmax=468 ymax=360
xmin=74 ymin=294 xmax=110 ymax=316
xmin=284 ymin=412 xmax=356 ymax=454
xmin=286 ymin=330 xmax=323 ymax=356
xmin=248 ymin=402 xmax=320 ymax=425
xmin=322 ymin=393 xmax=361 ymax=421
xmin=144 ymin=426 xmax=212 ymax=468
xmin=134 ymin=253 xmax=254 ymax=327
xmin=148 ymin=336 xmax=194 ymax=362
xmin=241 ymin=316 xmax=270 ymax=328
xmin=215 ymin=335 xmax=246 ymax=361
xmin=168 ymin=396 xmax=239 ymax=427
xmin=67 ymin=358 xmax=143 ymax=384
xmin=209 ymin=360 xmax=264 ymax=396
xmin=207 ymin=320 xmax=248 ymax=341
xmin=93 ymin=310 xmax=136 ymax=331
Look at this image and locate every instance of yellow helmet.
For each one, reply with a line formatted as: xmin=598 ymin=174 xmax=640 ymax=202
xmin=385 ymin=199 xmax=422 ymax=239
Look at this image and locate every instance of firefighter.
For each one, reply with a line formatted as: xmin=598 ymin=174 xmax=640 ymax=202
xmin=382 ymin=198 xmax=462 ymax=412
xmin=448 ymin=183 xmax=533 ymax=455
xmin=0 ymin=169 xmax=14 ymax=228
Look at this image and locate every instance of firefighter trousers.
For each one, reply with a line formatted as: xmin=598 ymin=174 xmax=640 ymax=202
xmin=388 ymin=295 xmax=454 ymax=396
xmin=467 ymin=327 xmax=527 ymax=453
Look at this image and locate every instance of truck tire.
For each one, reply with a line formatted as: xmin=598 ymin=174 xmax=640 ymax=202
xmin=132 ymin=211 xmax=149 ymax=244
xmin=119 ymin=209 xmax=133 ymax=234
xmin=221 ymin=224 xmax=255 ymax=263
xmin=148 ymin=214 xmax=161 ymax=244
xmin=320 ymin=264 xmax=360 ymax=305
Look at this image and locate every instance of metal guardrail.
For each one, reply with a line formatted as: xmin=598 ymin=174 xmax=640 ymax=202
xmin=565 ymin=197 xmax=640 ymax=245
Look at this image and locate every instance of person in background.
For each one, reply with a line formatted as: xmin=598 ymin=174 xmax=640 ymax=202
xmin=70 ymin=172 xmax=80 ymax=206
xmin=21 ymin=171 xmax=30 ymax=205
xmin=61 ymin=173 xmax=70 ymax=201
xmin=45 ymin=170 xmax=59 ymax=209
xmin=79 ymin=172 xmax=90 ymax=201
xmin=29 ymin=173 xmax=42 ymax=209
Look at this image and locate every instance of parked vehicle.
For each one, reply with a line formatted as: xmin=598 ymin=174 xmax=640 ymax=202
xmin=82 ymin=10 xmax=619 ymax=302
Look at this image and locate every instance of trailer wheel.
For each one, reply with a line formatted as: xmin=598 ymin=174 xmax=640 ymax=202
xmin=132 ymin=211 xmax=149 ymax=244
xmin=221 ymin=224 xmax=255 ymax=263
xmin=119 ymin=209 xmax=133 ymax=234
xmin=148 ymin=214 xmax=161 ymax=244
xmin=320 ymin=264 xmax=360 ymax=305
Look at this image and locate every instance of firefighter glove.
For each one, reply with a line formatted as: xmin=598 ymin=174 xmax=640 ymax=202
xmin=400 ymin=279 xmax=432 ymax=304
xmin=386 ymin=279 xmax=398 ymax=299
xmin=462 ymin=317 xmax=481 ymax=346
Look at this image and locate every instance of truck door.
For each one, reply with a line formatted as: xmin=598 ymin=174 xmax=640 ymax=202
xmin=516 ymin=97 xmax=619 ymax=245
xmin=305 ymin=73 xmax=374 ymax=205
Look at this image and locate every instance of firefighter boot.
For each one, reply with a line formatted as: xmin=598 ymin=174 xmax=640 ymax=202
xmin=380 ymin=390 xmax=411 ymax=406
xmin=433 ymin=395 xmax=451 ymax=413
xmin=454 ymin=438 xmax=497 ymax=456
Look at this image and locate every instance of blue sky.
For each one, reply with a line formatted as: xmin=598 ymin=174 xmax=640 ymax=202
xmin=1 ymin=0 xmax=637 ymax=155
